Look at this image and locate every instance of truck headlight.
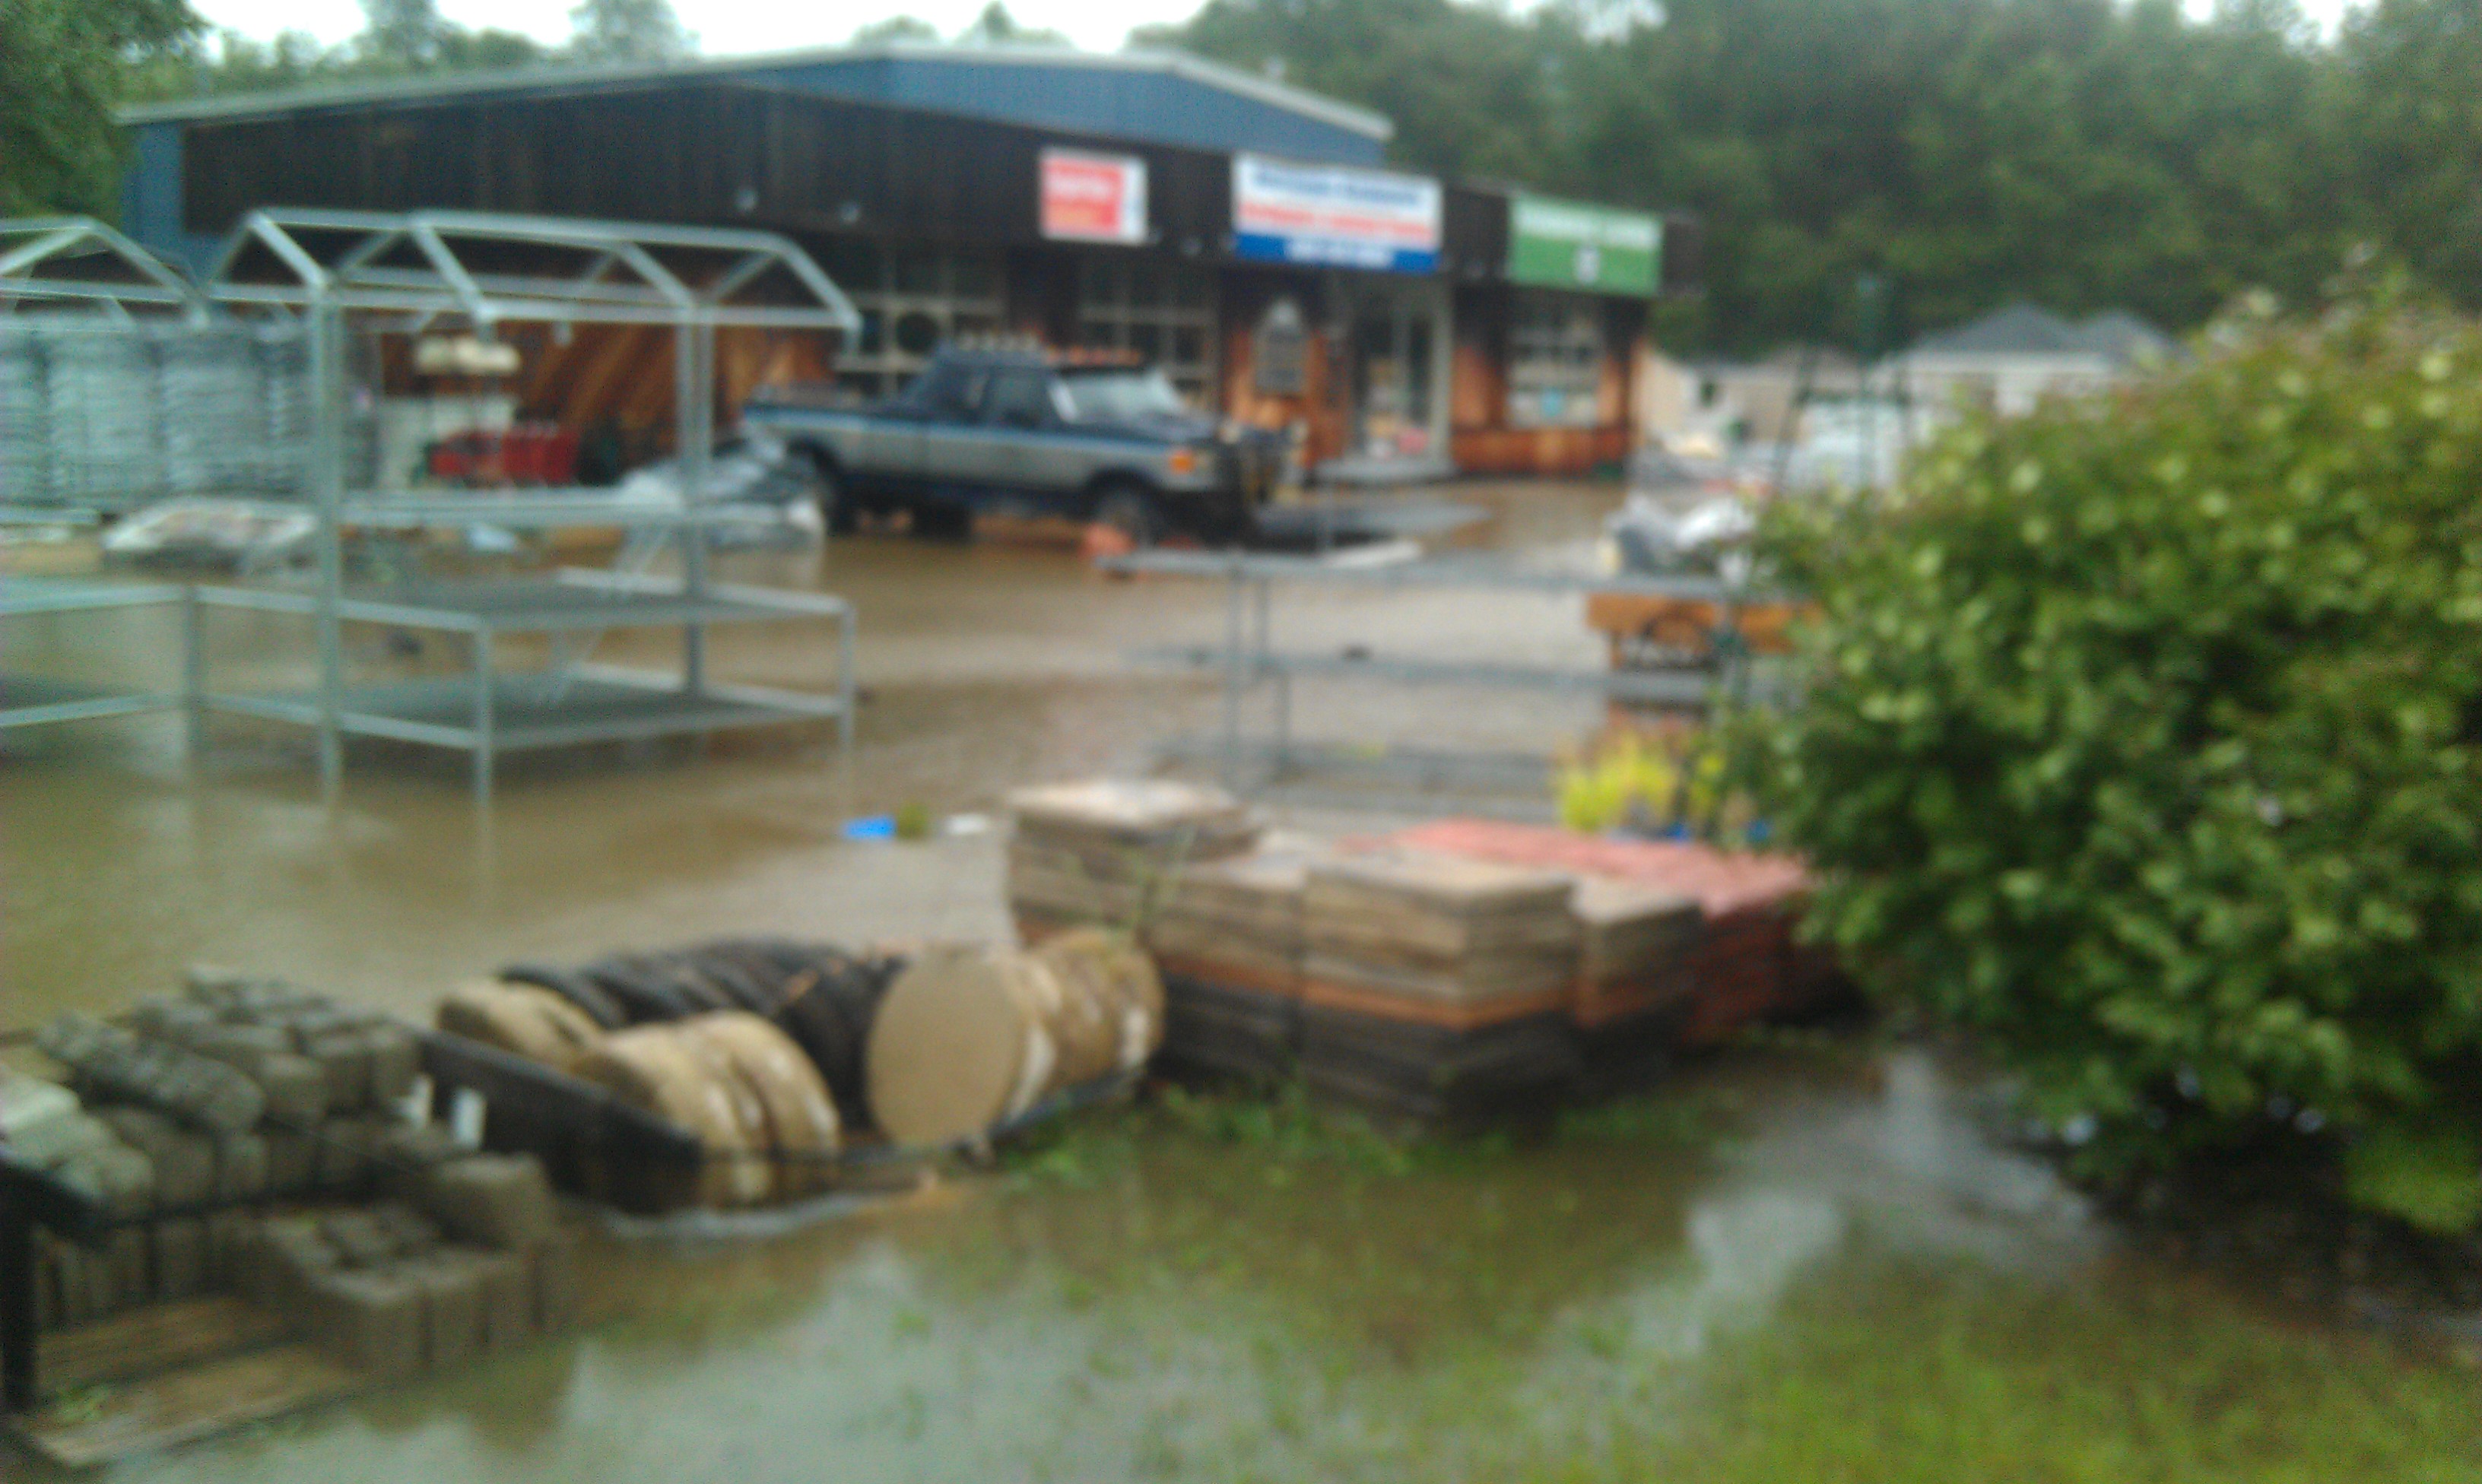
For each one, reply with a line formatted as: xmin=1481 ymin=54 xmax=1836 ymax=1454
xmin=1166 ymin=447 xmax=1201 ymax=476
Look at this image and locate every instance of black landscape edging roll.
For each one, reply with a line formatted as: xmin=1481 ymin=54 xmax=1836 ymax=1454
xmin=497 ymin=940 xmax=904 ymax=1134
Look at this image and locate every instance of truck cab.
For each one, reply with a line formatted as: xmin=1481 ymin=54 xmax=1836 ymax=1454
xmin=744 ymin=348 xmax=1282 ymax=544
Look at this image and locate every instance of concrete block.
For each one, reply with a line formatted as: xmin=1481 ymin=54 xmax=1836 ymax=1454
xmin=213 ymin=1130 xmax=268 ymax=1202
xmin=532 ymin=1229 xmax=579 ymax=1333
xmin=109 ymin=1229 xmax=150 ymax=1306
xmin=205 ymin=1210 xmax=254 ymax=1287
xmin=370 ymin=1203 xmax=441 ymax=1259
xmin=405 ymin=1251 xmax=485 ymax=1371
xmin=95 ymin=1106 xmax=214 ymax=1210
xmin=308 ymin=1269 xmax=424 ymax=1378
xmin=421 ymin=1154 xmax=554 ymax=1251
xmin=253 ymin=1052 xmax=330 ymax=1129
xmin=366 ymin=1027 xmax=421 ymax=1107
xmin=313 ymin=1118 xmax=376 ymax=1194
xmin=59 ymin=1138 xmax=157 ymax=1220
xmin=304 ymin=1032 xmax=374 ymax=1114
xmin=153 ymin=1218 xmax=208 ymax=1300
xmin=471 ymin=1250 xmax=532 ymax=1353
xmin=319 ymin=1210 xmax=398 ymax=1270
xmin=264 ymin=1129 xmax=315 ymax=1196
xmin=191 ymin=1025 xmax=293 ymax=1071
xmin=244 ymin=1216 xmax=337 ymax=1311
xmin=372 ymin=1122 xmax=462 ymax=1203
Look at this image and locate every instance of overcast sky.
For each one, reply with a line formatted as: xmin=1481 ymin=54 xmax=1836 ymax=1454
xmin=189 ymin=0 xmax=1196 ymax=56
xmin=189 ymin=0 xmax=2360 ymax=62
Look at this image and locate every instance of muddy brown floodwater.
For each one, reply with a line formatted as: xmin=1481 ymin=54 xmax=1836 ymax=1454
xmin=6 ymin=483 xmax=2475 ymax=1481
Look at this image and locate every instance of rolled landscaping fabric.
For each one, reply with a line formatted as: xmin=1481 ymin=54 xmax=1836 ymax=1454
xmin=673 ymin=1013 xmax=841 ymax=1201
xmin=865 ymin=931 xmax=1163 ymax=1149
xmin=436 ymin=982 xmax=606 ymax=1075
xmin=573 ymin=1026 xmax=757 ymax=1209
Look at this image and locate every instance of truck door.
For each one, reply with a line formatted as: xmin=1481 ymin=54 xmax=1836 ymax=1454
xmin=913 ymin=363 xmax=990 ymax=499
xmin=973 ymin=368 xmax=1079 ymax=502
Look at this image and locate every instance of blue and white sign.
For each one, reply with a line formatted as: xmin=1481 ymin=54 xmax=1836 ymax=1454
xmin=1231 ymin=154 xmax=1442 ymax=274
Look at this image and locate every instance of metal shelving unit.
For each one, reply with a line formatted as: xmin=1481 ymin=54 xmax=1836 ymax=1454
xmin=1098 ymin=547 xmax=1792 ymax=794
xmin=0 ymin=577 xmax=192 ymax=733
xmin=186 ymin=209 xmax=864 ymax=800
xmin=1 ymin=222 xmax=212 ymax=740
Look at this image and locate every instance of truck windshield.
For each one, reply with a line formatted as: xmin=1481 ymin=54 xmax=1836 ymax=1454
xmin=1058 ymin=369 xmax=1189 ymax=423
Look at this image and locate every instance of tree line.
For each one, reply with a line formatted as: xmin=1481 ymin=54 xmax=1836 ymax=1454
xmin=1149 ymin=0 xmax=2477 ymax=354
xmin=8 ymin=0 xmax=2479 ymax=356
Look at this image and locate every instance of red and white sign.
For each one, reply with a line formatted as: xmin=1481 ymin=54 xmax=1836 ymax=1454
xmin=1041 ymin=149 xmax=1147 ymax=245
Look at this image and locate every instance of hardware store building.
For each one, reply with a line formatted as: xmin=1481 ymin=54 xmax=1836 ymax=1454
xmin=121 ymin=46 xmax=1696 ymax=480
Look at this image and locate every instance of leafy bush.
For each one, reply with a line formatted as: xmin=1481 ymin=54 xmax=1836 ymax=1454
xmin=1756 ymin=297 xmax=2482 ymax=1230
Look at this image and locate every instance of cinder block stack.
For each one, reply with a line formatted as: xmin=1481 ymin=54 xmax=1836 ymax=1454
xmin=20 ymin=971 xmax=435 ymax=1333
xmin=1005 ymin=779 xmax=1258 ymax=940
xmin=233 ymin=1152 xmax=573 ymax=1377
xmin=1146 ymin=841 xmax=1316 ymax=1080
xmin=1297 ymin=851 xmax=1583 ymax=1121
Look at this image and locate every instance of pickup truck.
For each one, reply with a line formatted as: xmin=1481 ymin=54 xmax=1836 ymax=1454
xmin=743 ymin=348 xmax=1283 ymax=543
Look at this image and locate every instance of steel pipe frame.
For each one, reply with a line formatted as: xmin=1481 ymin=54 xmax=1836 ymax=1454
xmin=187 ymin=208 xmax=862 ymax=801
xmin=1113 ymin=549 xmax=1776 ymax=795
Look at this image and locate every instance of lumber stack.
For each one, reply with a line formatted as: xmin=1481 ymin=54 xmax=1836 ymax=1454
xmin=1006 ymin=779 xmax=1259 ymax=939
xmin=1381 ymin=819 xmax=1826 ymax=1045
xmin=1146 ymin=840 xmax=1316 ymax=1080
xmin=1297 ymin=851 xmax=1582 ymax=1120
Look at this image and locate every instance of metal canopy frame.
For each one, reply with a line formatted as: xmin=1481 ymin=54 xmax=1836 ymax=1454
xmin=189 ymin=208 xmax=862 ymax=799
xmin=204 ymin=208 xmax=860 ymax=331
xmin=0 ymin=217 xmax=211 ymax=321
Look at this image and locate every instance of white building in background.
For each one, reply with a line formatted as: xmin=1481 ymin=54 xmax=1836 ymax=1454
xmin=1633 ymin=301 xmax=2178 ymax=487
xmin=1888 ymin=302 xmax=2179 ymax=420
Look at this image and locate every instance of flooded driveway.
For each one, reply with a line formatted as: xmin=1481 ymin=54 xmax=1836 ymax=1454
xmin=7 ymin=484 xmax=2476 ymax=1479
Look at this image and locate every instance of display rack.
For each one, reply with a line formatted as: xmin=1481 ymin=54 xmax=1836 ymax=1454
xmin=187 ymin=209 xmax=863 ymax=799
xmin=1 ymin=221 xmax=211 ymax=741
xmin=1098 ymin=547 xmax=1793 ymax=794
xmin=0 ymin=577 xmax=193 ymax=734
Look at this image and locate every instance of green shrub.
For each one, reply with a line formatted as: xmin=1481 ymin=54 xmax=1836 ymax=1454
xmin=1756 ymin=296 xmax=2482 ymax=1230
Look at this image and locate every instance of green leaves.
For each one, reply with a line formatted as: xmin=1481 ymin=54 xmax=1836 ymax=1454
xmin=1757 ymin=301 xmax=2482 ymax=1231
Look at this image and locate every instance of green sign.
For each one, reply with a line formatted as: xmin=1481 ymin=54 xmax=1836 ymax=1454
xmin=1509 ymin=195 xmax=1661 ymax=295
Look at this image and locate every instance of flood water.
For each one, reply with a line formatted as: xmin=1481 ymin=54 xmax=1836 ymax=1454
xmin=6 ymin=484 xmax=2476 ymax=1480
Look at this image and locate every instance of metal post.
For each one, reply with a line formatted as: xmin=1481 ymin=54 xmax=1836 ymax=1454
xmin=1220 ymin=555 xmax=1245 ymax=791
xmin=309 ymin=300 xmax=345 ymax=798
xmin=836 ymin=604 xmax=856 ymax=756
xmin=677 ymin=313 xmax=714 ymax=697
xmin=471 ymin=629 xmax=494 ymax=805
xmin=181 ymin=584 xmax=205 ymax=761
xmin=1 ymin=1172 xmax=33 ymax=1415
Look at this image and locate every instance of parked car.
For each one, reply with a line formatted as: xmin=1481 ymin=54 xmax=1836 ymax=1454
xmin=743 ymin=348 xmax=1283 ymax=543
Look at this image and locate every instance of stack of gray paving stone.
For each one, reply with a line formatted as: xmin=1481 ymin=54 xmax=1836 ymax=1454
xmin=24 ymin=969 xmax=436 ymax=1333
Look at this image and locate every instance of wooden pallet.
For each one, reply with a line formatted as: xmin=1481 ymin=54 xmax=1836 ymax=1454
xmin=11 ymin=1296 xmax=363 ymax=1468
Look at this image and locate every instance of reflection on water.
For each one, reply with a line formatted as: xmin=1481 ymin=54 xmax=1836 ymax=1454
xmin=65 ymin=1050 xmax=2108 ymax=1484
xmin=8 ymin=487 xmax=2449 ymax=1479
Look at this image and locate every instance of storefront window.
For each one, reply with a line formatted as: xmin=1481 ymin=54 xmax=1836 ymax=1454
xmin=1077 ymin=256 xmax=1216 ymax=407
xmin=1509 ymin=291 xmax=1605 ymax=429
xmin=819 ymin=238 xmax=1003 ymax=403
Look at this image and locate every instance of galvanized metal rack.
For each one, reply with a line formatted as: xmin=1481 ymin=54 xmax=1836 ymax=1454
xmin=1 ymin=220 xmax=213 ymax=741
xmin=186 ymin=210 xmax=864 ymax=800
xmin=1100 ymin=547 xmax=1789 ymax=796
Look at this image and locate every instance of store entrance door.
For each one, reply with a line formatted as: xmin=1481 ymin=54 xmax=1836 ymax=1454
xmin=1335 ymin=276 xmax=1450 ymax=478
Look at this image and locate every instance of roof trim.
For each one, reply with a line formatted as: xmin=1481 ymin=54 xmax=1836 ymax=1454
xmin=116 ymin=41 xmax=1393 ymax=141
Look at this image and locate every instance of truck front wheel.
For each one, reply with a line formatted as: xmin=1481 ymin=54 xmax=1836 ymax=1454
xmin=1090 ymin=481 xmax=1160 ymax=547
xmin=808 ymin=453 xmax=859 ymax=534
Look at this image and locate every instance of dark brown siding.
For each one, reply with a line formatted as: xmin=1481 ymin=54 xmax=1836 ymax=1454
xmin=182 ymin=81 xmax=1235 ymax=252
